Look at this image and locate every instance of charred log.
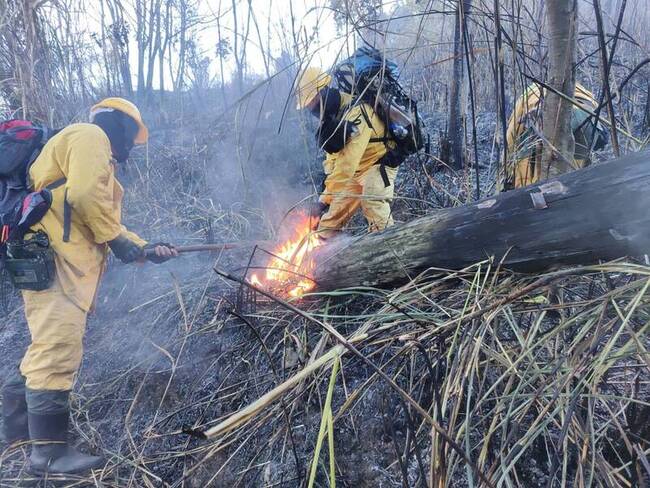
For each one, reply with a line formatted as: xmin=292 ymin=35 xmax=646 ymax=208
xmin=313 ymin=151 xmax=650 ymax=290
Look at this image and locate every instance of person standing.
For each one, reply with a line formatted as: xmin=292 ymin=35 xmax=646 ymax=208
xmin=295 ymin=67 xmax=398 ymax=238
xmin=1 ymin=98 xmax=177 ymax=475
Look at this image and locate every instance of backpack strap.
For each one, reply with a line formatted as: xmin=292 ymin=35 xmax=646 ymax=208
xmin=378 ymin=163 xmax=390 ymax=188
xmin=62 ymin=189 xmax=71 ymax=243
xmin=45 ymin=177 xmax=66 ymax=191
xmin=369 ymin=136 xmax=391 ymax=144
xmin=362 ymin=102 xmax=392 ymax=145
xmin=44 ymin=177 xmax=71 ymax=243
xmin=361 ymin=103 xmax=391 ymax=187
xmin=343 ymin=100 xmax=392 ymax=187
xmin=358 ymin=104 xmax=373 ymax=130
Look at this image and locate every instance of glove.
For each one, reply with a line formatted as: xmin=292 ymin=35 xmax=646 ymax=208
xmin=143 ymin=242 xmax=177 ymax=264
xmin=108 ymin=235 xmax=144 ymax=264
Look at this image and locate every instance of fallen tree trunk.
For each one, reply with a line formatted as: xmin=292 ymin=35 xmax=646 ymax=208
xmin=312 ymin=151 xmax=650 ymax=290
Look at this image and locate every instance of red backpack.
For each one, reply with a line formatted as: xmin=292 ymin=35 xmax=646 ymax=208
xmin=0 ymin=120 xmax=60 ymax=246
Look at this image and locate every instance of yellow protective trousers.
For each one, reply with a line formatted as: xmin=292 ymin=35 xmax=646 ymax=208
xmin=317 ymin=164 xmax=397 ymax=237
xmin=19 ymin=275 xmax=88 ymax=391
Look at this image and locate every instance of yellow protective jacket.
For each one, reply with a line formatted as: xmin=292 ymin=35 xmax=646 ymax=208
xmin=502 ymin=83 xmax=598 ymax=189
xmin=319 ymin=93 xmax=388 ymax=206
xmin=28 ymin=123 xmax=146 ymax=312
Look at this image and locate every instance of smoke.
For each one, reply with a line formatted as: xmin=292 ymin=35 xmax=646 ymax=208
xmin=76 ymin=68 xmax=328 ymax=371
xmin=202 ymin=75 xmax=323 ymax=228
xmin=0 ymin=65 xmax=329 ymax=391
xmin=116 ymin=72 xmax=325 ymax=246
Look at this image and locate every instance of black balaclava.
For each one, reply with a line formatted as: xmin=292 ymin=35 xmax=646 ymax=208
xmin=310 ymin=86 xmax=341 ymax=121
xmin=313 ymin=87 xmax=356 ymax=154
xmin=92 ymin=110 xmax=139 ymax=163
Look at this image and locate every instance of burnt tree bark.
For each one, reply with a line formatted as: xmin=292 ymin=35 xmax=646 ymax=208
xmin=540 ymin=0 xmax=578 ymax=178
xmin=442 ymin=0 xmax=472 ymax=170
xmin=313 ymin=152 xmax=650 ymax=290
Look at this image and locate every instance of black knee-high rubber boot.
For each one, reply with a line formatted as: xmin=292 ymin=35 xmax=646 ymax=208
xmin=26 ymin=389 xmax=104 ymax=475
xmin=1 ymin=380 xmax=29 ymax=443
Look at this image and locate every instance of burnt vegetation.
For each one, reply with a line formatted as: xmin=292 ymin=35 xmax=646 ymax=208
xmin=1 ymin=0 xmax=650 ymax=487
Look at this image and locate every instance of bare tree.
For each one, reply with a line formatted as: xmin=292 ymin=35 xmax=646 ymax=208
xmin=0 ymin=0 xmax=56 ymax=118
xmin=144 ymin=0 xmax=162 ymax=95
xmin=540 ymin=0 xmax=578 ymax=178
xmin=216 ymin=2 xmax=230 ymax=105
xmin=174 ymin=0 xmax=188 ymax=91
xmin=231 ymin=0 xmax=243 ymax=94
xmin=104 ymin=0 xmax=133 ymax=95
xmin=134 ymin=0 xmax=163 ymax=97
xmin=443 ymin=0 xmax=472 ymax=170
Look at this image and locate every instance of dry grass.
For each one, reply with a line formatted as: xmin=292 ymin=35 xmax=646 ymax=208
xmin=199 ymin=259 xmax=649 ymax=487
xmin=2 ymin=257 xmax=639 ymax=486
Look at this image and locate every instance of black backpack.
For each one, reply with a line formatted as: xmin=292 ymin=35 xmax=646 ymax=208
xmin=0 ymin=120 xmax=58 ymax=248
xmin=333 ymin=47 xmax=426 ymax=180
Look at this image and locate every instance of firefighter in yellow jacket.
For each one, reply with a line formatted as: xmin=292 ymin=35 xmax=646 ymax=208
xmin=295 ymin=67 xmax=397 ymax=237
xmin=500 ymin=83 xmax=608 ymax=191
xmin=0 ymin=98 xmax=176 ymax=475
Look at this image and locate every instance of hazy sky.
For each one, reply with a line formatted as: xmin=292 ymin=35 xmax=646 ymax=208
xmin=63 ymin=0 xmax=349 ymax=89
xmin=195 ymin=0 xmax=348 ymax=82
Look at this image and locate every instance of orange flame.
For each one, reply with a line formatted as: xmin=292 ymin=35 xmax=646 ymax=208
xmin=250 ymin=212 xmax=322 ymax=298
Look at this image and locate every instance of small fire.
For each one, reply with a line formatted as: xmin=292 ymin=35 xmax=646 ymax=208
xmin=250 ymin=212 xmax=323 ymax=298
